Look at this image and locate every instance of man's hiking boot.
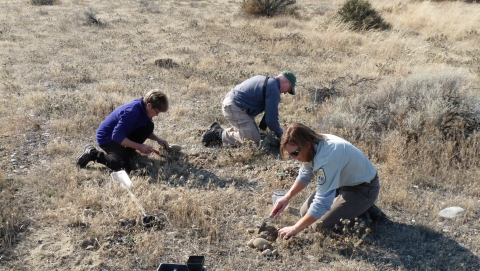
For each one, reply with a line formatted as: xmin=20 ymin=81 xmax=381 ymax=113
xmin=202 ymin=122 xmax=223 ymax=147
xmin=76 ymin=144 xmax=97 ymax=168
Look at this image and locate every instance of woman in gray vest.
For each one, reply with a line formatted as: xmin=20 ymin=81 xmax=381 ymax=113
xmin=272 ymin=123 xmax=384 ymax=240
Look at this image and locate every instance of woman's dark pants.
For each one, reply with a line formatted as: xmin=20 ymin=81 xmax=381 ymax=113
xmin=300 ymin=175 xmax=380 ymax=230
xmin=94 ymin=122 xmax=154 ymax=173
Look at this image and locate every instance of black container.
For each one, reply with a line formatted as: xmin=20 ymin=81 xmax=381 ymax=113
xmin=157 ymin=263 xmax=189 ymax=271
xmin=156 ymin=263 xmax=207 ymax=271
xmin=186 ymin=256 xmax=205 ymax=271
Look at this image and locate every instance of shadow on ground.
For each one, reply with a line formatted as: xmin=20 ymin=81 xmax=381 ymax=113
xmin=131 ymin=151 xmax=263 ymax=190
xmin=342 ymin=219 xmax=480 ymax=270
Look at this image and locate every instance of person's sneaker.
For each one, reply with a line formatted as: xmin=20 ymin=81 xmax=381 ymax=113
xmin=76 ymin=144 xmax=97 ymax=168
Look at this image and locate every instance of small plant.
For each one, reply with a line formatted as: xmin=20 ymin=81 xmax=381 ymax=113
xmin=241 ymin=0 xmax=298 ymax=17
xmin=337 ymin=0 xmax=391 ymax=31
xmin=43 ymin=187 xmax=57 ymax=198
xmin=0 ymin=187 xmax=22 ymax=249
xmin=125 ymin=236 xmax=136 ymax=246
xmin=84 ymin=8 xmax=104 ymax=27
xmin=327 ymin=217 xmax=372 ymax=250
xmin=31 ymin=0 xmax=56 ymax=5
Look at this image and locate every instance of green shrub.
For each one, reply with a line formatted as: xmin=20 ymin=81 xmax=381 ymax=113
xmin=31 ymin=0 xmax=56 ymax=5
xmin=337 ymin=0 xmax=391 ymax=31
xmin=241 ymin=0 xmax=299 ymax=17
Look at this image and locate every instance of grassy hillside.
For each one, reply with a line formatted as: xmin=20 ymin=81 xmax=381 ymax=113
xmin=1 ymin=0 xmax=479 ymax=270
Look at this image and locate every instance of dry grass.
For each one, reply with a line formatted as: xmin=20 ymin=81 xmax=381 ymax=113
xmin=1 ymin=0 xmax=480 ymax=270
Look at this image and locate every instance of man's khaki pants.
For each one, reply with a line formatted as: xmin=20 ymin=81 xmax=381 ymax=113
xmin=300 ymin=176 xmax=380 ymax=230
xmin=221 ymin=95 xmax=261 ymax=147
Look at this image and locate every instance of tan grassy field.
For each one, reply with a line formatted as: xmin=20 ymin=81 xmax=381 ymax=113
xmin=1 ymin=0 xmax=480 ymax=270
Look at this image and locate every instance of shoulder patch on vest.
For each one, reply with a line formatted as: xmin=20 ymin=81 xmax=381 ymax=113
xmin=317 ymin=168 xmax=326 ymax=185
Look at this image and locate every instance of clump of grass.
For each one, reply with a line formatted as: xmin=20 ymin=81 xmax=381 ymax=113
xmin=31 ymin=0 xmax=56 ymax=5
xmin=0 ymin=185 xmax=23 ymax=249
xmin=84 ymin=8 xmax=105 ymax=27
xmin=0 ymin=170 xmax=9 ymax=191
xmin=337 ymin=0 xmax=391 ymax=31
xmin=219 ymin=140 xmax=266 ymax=166
xmin=241 ymin=0 xmax=299 ymax=17
xmin=331 ymin=218 xmax=372 ymax=249
xmin=284 ymin=218 xmax=372 ymax=253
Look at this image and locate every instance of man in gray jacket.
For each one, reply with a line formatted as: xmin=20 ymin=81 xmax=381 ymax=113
xmin=202 ymin=71 xmax=296 ymax=147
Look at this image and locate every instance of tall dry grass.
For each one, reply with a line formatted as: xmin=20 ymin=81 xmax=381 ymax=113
xmin=1 ymin=0 xmax=480 ymax=270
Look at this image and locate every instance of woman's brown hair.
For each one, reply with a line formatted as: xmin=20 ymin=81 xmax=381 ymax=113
xmin=143 ymin=89 xmax=169 ymax=112
xmin=280 ymin=123 xmax=326 ymax=161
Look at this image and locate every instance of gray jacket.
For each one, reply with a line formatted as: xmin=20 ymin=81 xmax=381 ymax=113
xmin=228 ymin=75 xmax=283 ymax=138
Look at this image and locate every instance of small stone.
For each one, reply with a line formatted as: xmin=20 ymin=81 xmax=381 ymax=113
xmin=261 ymin=249 xmax=272 ymax=256
xmin=80 ymin=238 xmax=96 ymax=249
xmin=253 ymin=238 xmax=269 ymax=250
xmin=84 ymin=209 xmax=96 ymax=216
xmin=258 ymin=225 xmax=278 ymax=242
xmin=169 ymin=144 xmax=182 ymax=152
xmin=247 ymin=229 xmax=255 ymax=234
xmin=85 ymin=245 xmax=94 ymax=250
xmin=247 ymin=238 xmax=255 ymax=248
xmin=438 ymin=207 xmax=466 ymax=218
xmin=272 ymin=249 xmax=279 ymax=256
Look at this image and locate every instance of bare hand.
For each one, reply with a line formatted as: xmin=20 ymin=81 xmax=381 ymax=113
xmin=137 ymin=144 xmax=155 ymax=154
xmin=271 ymin=196 xmax=289 ymax=216
xmin=278 ymin=226 xmax=300 ymax=240
xmin=158 ymin=139 xmax=169 ymax=150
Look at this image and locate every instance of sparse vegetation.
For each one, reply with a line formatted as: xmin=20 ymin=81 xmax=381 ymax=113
xmin=337 ymin=0 xmax=391 ymax=31
xmin=31 ymin=0 xmax=56 ymax=5
xmin=1 ymin=0 xmax=480 ymax=270
xmin=241 ymin=0 xmax=299 ymax=17
xmin=84 ymin=8 xmax=104 ymax=27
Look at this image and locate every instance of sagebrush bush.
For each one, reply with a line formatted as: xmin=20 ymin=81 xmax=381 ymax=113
xmin=31 ymin=0 xmax=56 ymax=5
xmin=337 ymin=0 xmax=391 ymax=31
xmin=241 ymin=0 xmax=298 ymax=17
